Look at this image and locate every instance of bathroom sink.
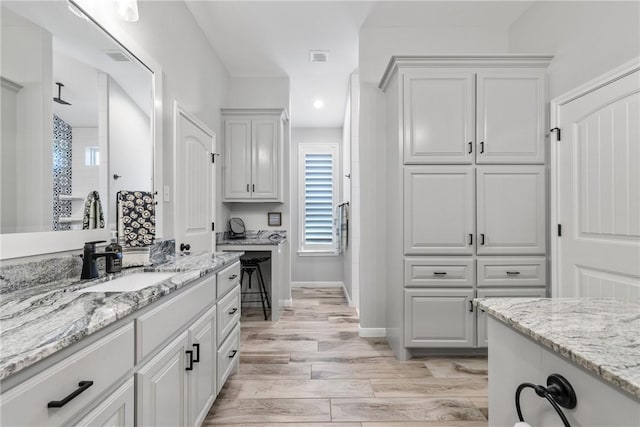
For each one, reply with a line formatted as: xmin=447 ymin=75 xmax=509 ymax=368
xmin=76 ymin=272 xmax=177 ymax=293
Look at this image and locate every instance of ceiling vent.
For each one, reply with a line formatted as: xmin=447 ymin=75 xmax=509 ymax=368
xmin=309 ymin=50 xmax=329 ymax=63
xmin=105 ymin=50 xmax=131 ymax=62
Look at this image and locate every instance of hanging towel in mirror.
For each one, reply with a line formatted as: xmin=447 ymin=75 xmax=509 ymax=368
xmin=334 ymin=203 xmax=349 ymax=254
xmin=117 ymin=191 xmax=155 ymax=247
xmin=82 ymin=191 xmax=105 ymax=229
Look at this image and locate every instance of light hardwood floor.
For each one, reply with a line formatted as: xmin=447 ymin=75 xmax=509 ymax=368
xmin=204 ymin=287 xmax=488 ymax=426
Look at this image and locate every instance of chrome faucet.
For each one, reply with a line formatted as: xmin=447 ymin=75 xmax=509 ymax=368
xmin=81 ymin=241 xmax=121 ymax=280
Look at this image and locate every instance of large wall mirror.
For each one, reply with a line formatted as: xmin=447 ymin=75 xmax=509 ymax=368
xmin=0 ymin=0 xmax=162 ymax=259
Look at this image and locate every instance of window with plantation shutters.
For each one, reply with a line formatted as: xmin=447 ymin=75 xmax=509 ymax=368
xmin=299 ymin=143 xmax=339 ymax=252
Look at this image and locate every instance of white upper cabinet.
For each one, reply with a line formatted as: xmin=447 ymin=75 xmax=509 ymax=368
xmin=403 ymin=72 xmax=475 ymax=164
xmin=476 ymin=166 xmax=546 ymax=255
xmin=251 ymin=119 xmax=279 ymax=199
xmin=476 ymin=72 xmax=546 ymax=164
xmin=223 ymin=119 xmax=252 ymax=200
xmin=222 ymin=109 xmax=287 ymax=202
xmin=404 ymin=166 xmax=474 ymax=255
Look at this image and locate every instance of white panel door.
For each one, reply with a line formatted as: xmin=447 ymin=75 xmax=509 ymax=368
xmin=404 ymin=166 xmax=474 ymax=255
xmin=175 ymin=104 xmax=215 ymax=254
xmin=556 ymin=69 xmax=640 ymax=298
xmin=477 ymin=166 xmax=546 ymax=255
xmin=136 ymin=331 xmax=189 ymax=427
xmin=251 ymin=119 xmax=279 ymax=199
xmin=476 ymin=72 xmax=546 ymax=164
xmin=223 ymin=119 xmax=252 ymax=200
xmin=188 ymin=306 xmax=216 ymax=427
xmin=403 ymin=72 xmax=475 ymax=164
xmin=404 ymin=288 xmax=475 ymax=348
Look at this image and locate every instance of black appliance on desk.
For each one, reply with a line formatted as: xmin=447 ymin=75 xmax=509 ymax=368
xmin=227 ymin=217 xmax=246 ymax=239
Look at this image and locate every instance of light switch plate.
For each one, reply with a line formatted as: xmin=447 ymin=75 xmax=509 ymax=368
xmin=163 ymin=185 xmax=170 ymax=202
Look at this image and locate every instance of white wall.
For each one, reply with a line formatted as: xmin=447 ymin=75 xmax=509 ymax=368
xmin=509 ymin=1 xmax=640 ymax=100
xmin=1 ymin=8 xmax=53 ymax=233
xmin=358 ymin=26 xmax=510 ymax=330
xmin=291 ymin=127 xmax=344 ymax=284
xmin=108 ymin=77 xmax=152 ymax=228
xmin=71 ymin=127 xmax=99 ymax=222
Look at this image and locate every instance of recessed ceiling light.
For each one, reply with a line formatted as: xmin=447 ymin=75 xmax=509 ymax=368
xmin=313 ymin=99 xmax=324 ymax=109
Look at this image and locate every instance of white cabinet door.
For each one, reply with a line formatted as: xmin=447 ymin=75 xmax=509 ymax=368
xmin=476 ymin=288 xmax=547 ymax=348
xmin=404 ymin=166 xmax=474 ymax=255
xmin=404 ymin=288 xmax=475 ymax=348
xmin=251 ymin=119 xmax=279 ymax=199
xmin=136 ymin=331 xmax=189 ymax=427
xmin=188 ymin=306 xmax=216 ymax=427
xmin=476 ymin=73 xmax=546 ymax=164
xmin=477 ymin=166 xmax=546 ymax=255
xmin=223 ymin=119 xmax=252 ymax=200
xmin=75 ymin=378 xmax=134 ymax=427
xmin=403 ymin=72 xmax=475 ymax=164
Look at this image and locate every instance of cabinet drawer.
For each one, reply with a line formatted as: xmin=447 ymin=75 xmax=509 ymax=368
xmin=217 ymin=323 xmax=240 ymax=393
xmin=136 ymin=274 xmax=216 ymax=362
xmin=1 ymin=324 xmax=134 ymax=427
xmin=477 ymin=257 xmax=546 ymax=287
xmin=75 ymin=377 xmax=134 ymax=427
xmin=405 ymin=258 xmax=474 ymax=287
xmin=217 ymin=284 xmax=241 ymax=345
xmin=217 ymin=261 xmax=240 ymax=299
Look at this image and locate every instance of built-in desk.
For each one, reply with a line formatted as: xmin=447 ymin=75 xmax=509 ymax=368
xmin=216 ymin=230 xmax=289 ymax=321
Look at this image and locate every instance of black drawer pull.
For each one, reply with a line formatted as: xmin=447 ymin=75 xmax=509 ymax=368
xmin=47 ymin=381 xmax=94 ymax=408
xmin=228 ymin=274 xmax=238 ymax=280
xmin=480 ymin=141 xmax=485 ymax=153
xmin=193 ymin=343 xmax=200 ymax=363
xmin=480 ymin=234 xmax=485 ymax=245
xmin=468 ymin=141 xmax=473 ymax=154
xmin=433 ymin=272 xmax=447 ymax=276
xmin=186 ymin=350 xmax=194 ymax=371
xmin=468 ymin=301 xmax=474 ymax=312
xmin=228 ymin=349 xmax=238 ymax=359
xmin=228 ymin=307 xmax=238 ymax=315
xmin=246 ymin=184 xmax=250 ymax=192
xmin=507 ymin=271 xmax=521 ymax=276
xmin=469 ymin=233 xmax=473 ymax=245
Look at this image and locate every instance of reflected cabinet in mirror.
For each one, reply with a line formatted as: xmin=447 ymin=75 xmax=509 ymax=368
xmin=0 ymin=1 xmax=161 ymax=259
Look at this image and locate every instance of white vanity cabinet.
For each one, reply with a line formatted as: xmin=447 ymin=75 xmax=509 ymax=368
xmin=222 ymin=109 xmax=288 ymax=202
xmin=188 ymin=306 xmax=217 ymax=427
xmin=74 ymin=378 xmax=135 ymax=427
xmin=381 ymin=56 xmax=552 ymax=358
xmin=0 ymin=324 xmax=134 ymax=427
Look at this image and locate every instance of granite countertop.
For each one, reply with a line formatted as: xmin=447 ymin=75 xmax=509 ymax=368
xmin=0 ymin=251 xmax=242 ymax=381
xmin=476 ymin=297 xmax=640 ymax=399
xmin=216 ymin=229 xmax=286 ymax=246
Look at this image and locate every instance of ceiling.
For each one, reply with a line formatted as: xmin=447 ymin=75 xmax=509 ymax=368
xmin=188 ymin=1 xmax=534 ymax=129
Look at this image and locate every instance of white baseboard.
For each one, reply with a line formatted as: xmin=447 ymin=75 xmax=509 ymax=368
xmin=341 ymin=283 xmax=354 ymax=307
xmin=291 ymin=281 xmax=344 ymax=288
xmin=281 ymin=298 xmax=293 ymax=307
xmin=358 ymin=326 xmax=387 ymax=338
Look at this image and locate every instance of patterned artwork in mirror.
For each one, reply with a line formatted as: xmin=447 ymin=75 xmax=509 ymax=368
xmin=52 ymin=115 xmax=72 ymax=231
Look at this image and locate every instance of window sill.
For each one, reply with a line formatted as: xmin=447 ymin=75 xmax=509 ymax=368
xmin=297 ymin=250 xmax=339 ymax=257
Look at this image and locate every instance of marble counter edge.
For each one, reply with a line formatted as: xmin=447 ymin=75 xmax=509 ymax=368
xmin=0 ymin=251 xmax=243 ymax=382
xmin=476 ymin=298 xmax=640 ymax=399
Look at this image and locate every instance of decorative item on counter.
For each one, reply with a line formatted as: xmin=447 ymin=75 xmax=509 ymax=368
xmin=117 ymin=190 xmax=155 ymax=247
xmin=105 ymin=231 xmax=123 ymax=273
xmin=267 ymin=212 xmax=281 ymax=227
xmin=228 ymin=217 xmax=246 ymax=239
xmin=82 ymin=191 xmax=105 ymax=230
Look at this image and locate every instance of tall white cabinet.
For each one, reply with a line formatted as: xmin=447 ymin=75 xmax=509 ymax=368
xmin=221 ymin=109 xmax=287 ymax=202
xmin=381 ymin=56 xmax=552 ymax=359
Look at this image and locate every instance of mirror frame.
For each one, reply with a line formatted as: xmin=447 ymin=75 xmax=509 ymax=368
xmin=0 ymin=0 xmax=163 ymax=260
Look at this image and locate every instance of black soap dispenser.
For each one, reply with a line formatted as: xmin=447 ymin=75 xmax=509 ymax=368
xmin=105 ymin=231 xmax=123 ymax=273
